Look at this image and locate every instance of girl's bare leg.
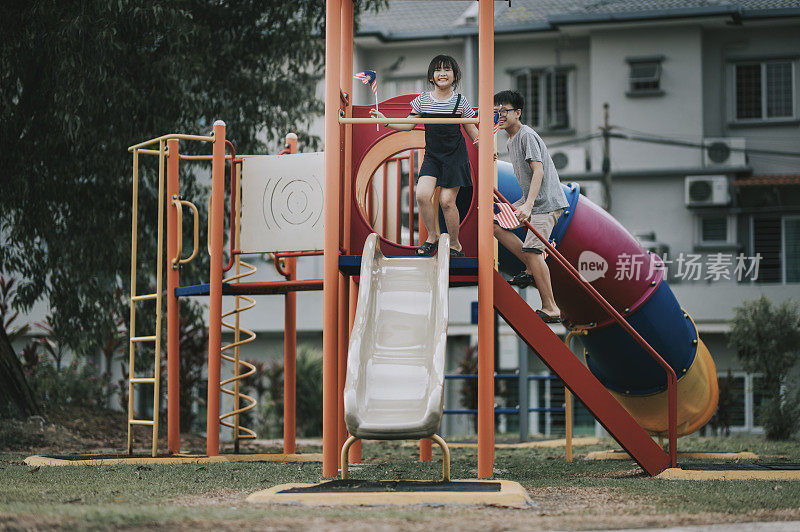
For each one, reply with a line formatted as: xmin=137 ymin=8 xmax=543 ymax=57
xmin=416 ymin=175 xmax=439 ymax=244
xmin=439 ymin=186 xmax=461 ymax=251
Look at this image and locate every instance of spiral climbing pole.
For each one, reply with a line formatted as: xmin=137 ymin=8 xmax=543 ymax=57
xmin=219 ymin=156 xmax=258 ymax=452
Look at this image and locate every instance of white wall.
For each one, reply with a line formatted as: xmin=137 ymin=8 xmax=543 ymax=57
xmin=590 ymin=26 xmax=705 ymax=171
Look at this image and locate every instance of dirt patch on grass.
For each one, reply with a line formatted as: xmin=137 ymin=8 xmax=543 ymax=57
xmin=0 ymin=406 xmax=206 ymax=455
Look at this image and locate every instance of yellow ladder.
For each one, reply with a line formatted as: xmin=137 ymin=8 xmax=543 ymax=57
xmin=127 ymin=141 xmax=167 ymax=457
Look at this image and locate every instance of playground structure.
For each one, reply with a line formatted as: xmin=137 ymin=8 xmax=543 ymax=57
xmin=118 ymin=0 xmax=722 ymax=482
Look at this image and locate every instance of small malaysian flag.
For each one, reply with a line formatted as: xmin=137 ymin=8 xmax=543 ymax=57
xmin=494 ymin=202 xmax=519 ymax=229
xmin=354 ymin=70 xmax=377 ymax=94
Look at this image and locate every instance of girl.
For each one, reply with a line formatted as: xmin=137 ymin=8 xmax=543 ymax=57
xmin=371 ymin=54 xmax=479 ymax=256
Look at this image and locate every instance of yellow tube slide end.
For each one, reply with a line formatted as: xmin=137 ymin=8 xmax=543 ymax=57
xmin=610 ymin=337 xmax=718 ymax=437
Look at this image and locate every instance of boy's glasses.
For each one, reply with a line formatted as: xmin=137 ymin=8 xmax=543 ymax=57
xmin=498 ymin=107 xmax=520 ymax=116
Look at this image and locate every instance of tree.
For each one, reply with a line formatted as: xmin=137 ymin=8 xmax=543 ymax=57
xmin=0 ymin=0 xmax=384 ymax=354
xmin=729 ymin=296 xmax=800 ymax=439
xmin=0 ymin=276 xmax=41 ymax=418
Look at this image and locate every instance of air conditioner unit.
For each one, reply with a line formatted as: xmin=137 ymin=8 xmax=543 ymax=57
xmin=703 ymin=137 xmax=746 ymax=168
xmin=685 ymin=175 xmax=731 ymax=207
xmin=550 ymin=147 xmax=587 ymax=176
xmin=578 ymin=181 xmax=607 ymax=209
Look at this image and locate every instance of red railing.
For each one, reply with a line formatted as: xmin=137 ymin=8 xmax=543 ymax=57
xmin=493 ymin=187 xmax=677 ymax=467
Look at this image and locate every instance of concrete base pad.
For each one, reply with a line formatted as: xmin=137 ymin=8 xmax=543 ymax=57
xmin=246 ymin=479 xmax=532 ymax=507
xmin=24 ymin=453 xmax=322 ymax=467
xmin=658 ymin=467 xmax=800 ymax=480
xmin=404 ymin=437 xmax=600 ymax=449
xmin=586 ymin=450 xmax=759 ymax=461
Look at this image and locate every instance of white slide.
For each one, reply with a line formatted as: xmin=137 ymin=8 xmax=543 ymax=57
xmin=343 ymin=233 xmax=451 ymax=440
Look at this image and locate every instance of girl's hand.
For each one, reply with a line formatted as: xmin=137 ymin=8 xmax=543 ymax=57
xmin=369 ymin=109 xmax=386 ymax=120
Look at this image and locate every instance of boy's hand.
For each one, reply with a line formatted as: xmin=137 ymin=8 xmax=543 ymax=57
xmin=515 ymin=202 xmax=532 ymax=223
xmin=369 ymin=109 xmax=386 ymax=119
xmin=493 ymin=152 xmax=498 ymax=162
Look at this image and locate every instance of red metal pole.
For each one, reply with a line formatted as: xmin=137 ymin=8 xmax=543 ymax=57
xmin=166 ymin=139 xmax=180 ymax=454
xmin=477 ymin=0 xmax=495 ymax=479
xmin=322 ymin=0 xmax=343 ymax=477
xmin=408 ymin=152 xmax=415 ymax=246
xmin=382 ymin=163 xmax=388 ymax=237
xmin=395 ymin=160 xmax=402 ymax=243
xmin=206 ymin=121 xmax=227 ymax=457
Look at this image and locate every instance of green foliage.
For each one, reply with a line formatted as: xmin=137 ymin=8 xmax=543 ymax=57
xmin=255 ymin=345 xmax=323 ymax=438
xmin=0 ymin=0 xmax=385 ymax=353
xmin=729 ymin=296 xmax=800 ymax=439
xmin=26 ymin=356 xmax=112 ymax=409
xmin=177 ymin=300 xmax=208 ymax=433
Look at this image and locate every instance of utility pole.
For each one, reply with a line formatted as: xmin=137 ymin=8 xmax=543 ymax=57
xmin=600 ymin=102 xmax=612 ymax=212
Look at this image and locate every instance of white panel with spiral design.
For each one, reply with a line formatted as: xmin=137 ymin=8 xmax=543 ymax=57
xmin=240 ymin=152 xmax=324 ymax=253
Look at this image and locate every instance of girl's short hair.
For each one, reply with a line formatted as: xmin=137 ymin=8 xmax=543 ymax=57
xmin=427 ymin=54 xmax=461 ymax=90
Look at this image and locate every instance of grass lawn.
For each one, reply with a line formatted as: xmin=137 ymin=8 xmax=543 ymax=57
xmin=2 ymin=435 xmax=800 ymax=530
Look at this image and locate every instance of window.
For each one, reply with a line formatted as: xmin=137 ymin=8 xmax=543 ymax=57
xmin=513 ymin=67 xmax=572 ymax=130
xmin=697 ymin=213 xmax=735 ymax=247
xmin=733 ymin=60 xmax=796 ymax=121
xmin=749 ymin=214 xmax=800 ymax=283
xmin=626 ymin=56 xmax=664 ymax=97
xmin=783 ymin=216 xmax=800 ymax=283
xmin=711 ymin=371 xmax=764 ymax=434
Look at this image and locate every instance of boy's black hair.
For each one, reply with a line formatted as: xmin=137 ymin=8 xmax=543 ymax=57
xmin=494 ymin=90 xmax=524 ymax=111
xmin=427 ymin=54 xmax=461 ymax=90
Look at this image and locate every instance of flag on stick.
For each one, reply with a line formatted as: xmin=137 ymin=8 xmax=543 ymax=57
xmin=354 ymin=70 xmax=379 ymax=131
xmin=494 ymin=202 xmax=518 ymax=229
xmin=493 ymin=111 xmax=500 ymax=135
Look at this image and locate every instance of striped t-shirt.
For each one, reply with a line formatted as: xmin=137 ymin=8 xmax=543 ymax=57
xmin=410 ymin=92 xmax=475 ymax=117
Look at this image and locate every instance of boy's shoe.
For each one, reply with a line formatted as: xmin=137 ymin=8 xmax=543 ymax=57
xmin=416 ymin=241 xmax=438 ymax=257
xmin=509 ymin=271 xmax=536 ymax=288
xmin=449 ymin=248 xmax=465 ymax=257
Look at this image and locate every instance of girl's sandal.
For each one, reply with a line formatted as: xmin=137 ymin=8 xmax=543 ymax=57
xmin=416 ymin=241 xmax=438 ymax=256
xmin=449 ymin=248 xmax=465 ymax=257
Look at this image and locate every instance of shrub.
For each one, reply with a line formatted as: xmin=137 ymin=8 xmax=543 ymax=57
xmin=254 ymin=345 xmax=323 ymax=438
xmin=27 ymin=356 xmax=112 ymax=409
xmin=729 ymin=296 xmax=800 ymax=440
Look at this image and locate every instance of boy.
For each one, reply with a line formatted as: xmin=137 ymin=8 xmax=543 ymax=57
xmin=493 ymin=90 xmax=569 ymax=324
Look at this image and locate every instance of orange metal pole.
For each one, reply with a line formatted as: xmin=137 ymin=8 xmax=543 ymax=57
xmin=283 ymin=255 xmax=297 ymax=454
xmin=206 ymin=121 xmax=226 ymax=457
xmin=283 ymin=132 xmax=298 ymax=455
xmin=477 ymin=0 xmax=495 ymax=479
xmin=166 ymin=139 xmax=181 ymax=454
xmin=420 ymin=438 xmax=432 ymax=461
xmin=322 ymin=0 xmax=343 ymax=477
xmin=338 ymin=0 xmax=354 ymax=457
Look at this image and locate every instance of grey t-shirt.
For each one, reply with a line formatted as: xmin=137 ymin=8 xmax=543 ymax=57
xmin=506 ymin=125 xmax=569 ymax=214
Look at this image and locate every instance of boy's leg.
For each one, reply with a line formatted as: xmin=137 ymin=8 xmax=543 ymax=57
xmin=522 ymin=209 xmax=565 ymax=318
xmin=525 ymin=251 xmax=560 ymax=317
xmin=439 ymin=186 xmax=461 ymax=251
xmin=493 ymin=223 xmax=528 ymax=263
xmin=415 ymin=175 xmax=439 ymax=244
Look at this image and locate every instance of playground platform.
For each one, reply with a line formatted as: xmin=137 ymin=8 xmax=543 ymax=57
xmin=246 ymin=479 xmax=531 ymax=507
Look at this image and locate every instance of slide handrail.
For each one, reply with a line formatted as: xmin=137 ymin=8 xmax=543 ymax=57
xmin=493 ymin=187 xmax=677 ymax=467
